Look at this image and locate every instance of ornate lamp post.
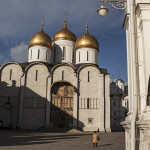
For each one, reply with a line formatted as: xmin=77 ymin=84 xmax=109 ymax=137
xmin=97 ymin=0 xmax=126 ymax=16
xmin=97 ymin=1 xmax=137 ymax=150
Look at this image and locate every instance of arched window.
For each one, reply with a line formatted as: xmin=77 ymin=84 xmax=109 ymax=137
xmin=10 ymin=69 xmax=12 ymax=80
xmin=53 ymin=47 xmax=56 ymax=61
xmin=87 ymin=51 xmax=89 ymax=61
xmin=46 ymin=50 xmax=48 ymax=61
xmin=38 ymin=49 xmax=40 ymax=59
xmin=62 ymin=46 xmax=65 ymax=60
xmin=79 ymin=52 xmax=80 ymax=62
xmin=31 ymin=49 xmax=32 ymax=60
xmin=147 ymin=77 xmax=150 ymax=106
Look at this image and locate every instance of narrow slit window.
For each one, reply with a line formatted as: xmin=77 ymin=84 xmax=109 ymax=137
xmin=88 ymin=71 xmax=90 ymax=82
xmin=10 ymin=69 xmax=12 ymax=80
xmin=147 ymin=77 xmax=150 ymax=106
xmin=62 ymin=46 xmax=65 ymax=60
xmin=31 ymin=49 xmax=32 ymax=60
xmin=62 ymin=70 xmax=64 ymax=80
xmin=35 ymin=70 xmax=38 ymax=81
xmin=79 ymin=52 xmax=80 ymax=62
xmin=46 ymin=50 xmax=48 ymax=61
xmin=38 ymin=49 xmax=40 ymax=59
xmin=87 ymin=51 xmax=89 ymax=61
xmin=54 ymin=47 xmax=56 ymax=61
xmin=87 ymin=98 xmax=90 ymax=109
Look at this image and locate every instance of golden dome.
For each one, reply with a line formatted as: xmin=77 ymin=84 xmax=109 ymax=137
xmin=29 ymin=28 xmax=51 ymax=48
xmin=52 ymin=21 xmax=77 ymax=42
xmin=75 ymin=26 xmax=99 ymax=50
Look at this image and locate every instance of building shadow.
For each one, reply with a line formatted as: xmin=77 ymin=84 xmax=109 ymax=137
xmin=0 ymin=80 xmax=84 ymax=131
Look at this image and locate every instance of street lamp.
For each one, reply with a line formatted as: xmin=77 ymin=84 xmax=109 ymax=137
xmin=97 ymin=0 xmax=127 ymax=16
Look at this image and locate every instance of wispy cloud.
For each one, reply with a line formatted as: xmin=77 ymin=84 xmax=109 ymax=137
xmin=10 ymin=43 xmax=28 ymax=63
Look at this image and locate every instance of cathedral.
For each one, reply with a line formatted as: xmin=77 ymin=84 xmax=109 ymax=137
xmin=0 ymin=19 xmax=111 ymax=132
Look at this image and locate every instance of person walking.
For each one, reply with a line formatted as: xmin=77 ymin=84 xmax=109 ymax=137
xmin=93 ymin=131 xmax=98 ymax=147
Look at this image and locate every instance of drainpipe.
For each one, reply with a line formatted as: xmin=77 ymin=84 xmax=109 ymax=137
xmin=17 ymin=72 xmax=24 ymax=130
xmin=130 ymin=0 xmax=138 ymax=150
xmin=39 ymin=72 xmax=51 ymax=130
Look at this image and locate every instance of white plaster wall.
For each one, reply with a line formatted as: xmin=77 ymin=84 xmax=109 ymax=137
xmin=78 ymin=66 xmax=106 ymax=131
xmin=52 ymin=65 xmax=76 ymax=86
xmin=76 ymin=48 xmax=98 ymax=64
xmin=0 ymin=64 xmax=23 ymax=96
xmin=52 ymin=40 xmax=75 ymax=64
xmin=23 ymin=64 xmax=49 ymax=129
xmin=28 ymin=46 xmax=52 ymax=64
xmin=0 ymin=63 xmax=23 ymax=128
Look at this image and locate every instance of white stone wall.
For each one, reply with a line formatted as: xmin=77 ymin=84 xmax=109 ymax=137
xmin=78 ymin=66 xmax=110 ymax=131
xmin=28 ymin=46 xmax=52 ymax=64
xmin=0 ymin=63 xmax=23 ymax=128
xmin=122 ymin=2 xmax=150 ymax=150
xmin=23 ymin=63 xmax=49 ymax=129
xmin=76 ymin=48 xmax=98 ymax=64
xmin=53 ymin=40 xmax=75 ymax=64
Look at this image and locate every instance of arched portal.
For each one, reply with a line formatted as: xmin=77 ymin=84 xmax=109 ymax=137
xmin=50 ymin=82 xmax=74 ymax=128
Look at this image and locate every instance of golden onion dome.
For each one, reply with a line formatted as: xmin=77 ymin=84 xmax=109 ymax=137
xmin=75 ymin=26 xmax=99 ymax=50
xmin=52 ymin=21 xmax=77 ymax=42
xmin=29 ymin=27 xmax=51 ymax=49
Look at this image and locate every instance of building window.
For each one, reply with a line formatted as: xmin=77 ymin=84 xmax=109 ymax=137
xmin=88 ymin=118 xmax=93 ymax=124
xmin=54 ymin=47 xmax=56 ymax=61
xmin=31 ymin=49 xmax=32 ymax=60
xmin=62 ymin=70 xmax=64 ymax=80
xmin=95 ymin=51 xmax=97 ymax=62
xmin=114 ymin=112 xmax=116 ymax=116
xmin=87 ymin=51 xmax=89 ymax=61
xmin=46 ymin=50 xmax=48 ymax=61
xmin=38 ymin=49 xmax=40 ymax=59
xmin=10 ymin=69 xmax=12 ymax=80
xmin=79 ymin=52 xmax=80 ymax=62
xmin=35 ymin=70 xmax=38 ymax=81
xmin=62 ymin=46 xmax=65 ymax=60
xmin=88 ymin=71 xmax=90 ymax=82
xmin=147 ymin=77 xmax=150 ymax=106
xmin=87 ymin=98 xmax=90 ymax=109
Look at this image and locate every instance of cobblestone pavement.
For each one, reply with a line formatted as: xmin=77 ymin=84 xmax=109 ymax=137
xmin=0 ymin=130 xmax=125 ymax=150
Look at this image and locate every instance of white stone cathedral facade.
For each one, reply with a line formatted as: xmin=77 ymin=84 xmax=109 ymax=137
xmin=0 ymin=20 xmax=111 ymax=132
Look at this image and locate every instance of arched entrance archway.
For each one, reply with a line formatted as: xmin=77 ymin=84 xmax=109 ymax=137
xmin=50 ymin=82 xmax=74 ymax=128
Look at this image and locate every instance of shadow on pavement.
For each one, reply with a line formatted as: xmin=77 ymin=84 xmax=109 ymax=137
xmin=0 ymin=130 xmax=91 ymax=146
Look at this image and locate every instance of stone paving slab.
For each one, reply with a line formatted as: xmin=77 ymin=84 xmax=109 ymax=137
xmin=0 ymin=130 xmax=125 ymax=150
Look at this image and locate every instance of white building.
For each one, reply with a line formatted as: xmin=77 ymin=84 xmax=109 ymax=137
xmin=0 ymin=20 xmax=111 ymax=132
xmin=121 ymin=0 xmax=150 ymax=150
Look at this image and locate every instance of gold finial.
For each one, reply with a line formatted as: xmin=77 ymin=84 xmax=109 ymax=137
xmin=118 ymin=69 xmax=120 ymax=79
xmin=64 ymin=11 xmax=67 ymax=28
xmin=86 ymin=18 xmax=88 ymax=33
xmin=41 ymin=16 xmax=44 ymax=31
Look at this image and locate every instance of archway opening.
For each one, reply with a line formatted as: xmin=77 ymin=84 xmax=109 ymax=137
xmin=50 ymin=82 xmax=74 ymax=128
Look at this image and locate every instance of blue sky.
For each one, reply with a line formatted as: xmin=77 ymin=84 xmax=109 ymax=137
xmin=0 ymin=0 xmax=127 ymax=81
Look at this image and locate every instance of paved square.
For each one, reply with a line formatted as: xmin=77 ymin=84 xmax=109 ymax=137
xmin=0 ymin=130 xmax=125 ymax=150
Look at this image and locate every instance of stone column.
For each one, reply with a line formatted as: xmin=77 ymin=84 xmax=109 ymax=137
xmin=99 ymin=74 xmax=105 ymax=132
xmin=18 ymin=74 xmax=25 ymax=129
xmin=73 ymin=73 xmax=78 ymax=128
xmin=105 ymin=75 xmax=111 ymax=132
xmin=45 ymin=74 xmax=51 ymax=128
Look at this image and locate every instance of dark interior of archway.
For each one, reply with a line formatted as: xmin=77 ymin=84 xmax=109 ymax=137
xmin=51 ymin=82 xmax=74 ymax=128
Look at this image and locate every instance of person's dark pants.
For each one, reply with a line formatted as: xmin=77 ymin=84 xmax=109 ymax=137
xmin=93 ymin=143 xmax=98 ymax=147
